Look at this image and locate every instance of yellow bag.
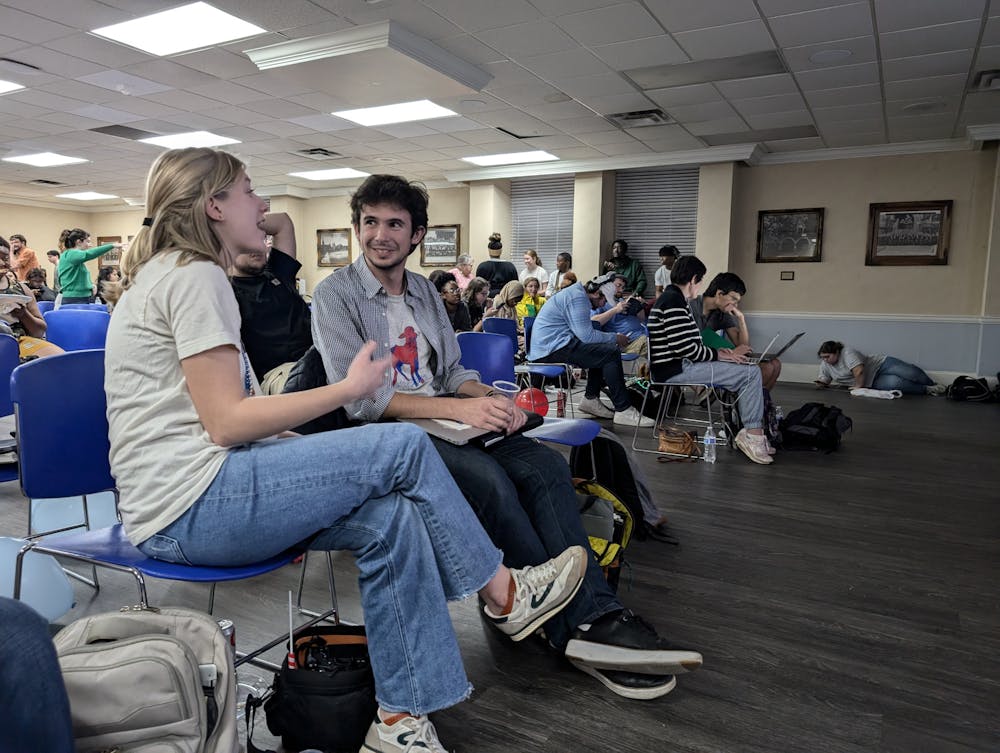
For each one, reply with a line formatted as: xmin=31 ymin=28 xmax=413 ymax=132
xmin=18 ymin=336 xmax=64 ymax=361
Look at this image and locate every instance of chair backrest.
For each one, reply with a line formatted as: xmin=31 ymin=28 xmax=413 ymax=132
xmin=457 ymin=332 xmax=516 ymax=385
xmin=43 ymin=309 xmax=111 ymax=351
xmin=59 ymin=303 xmax=106 ymax=311
xmin=482 ymin=316 xmax=518 ymax=353
xmin=523 ymin=315 xmax=536 ymax=352
xmin=11 ymin=349 xmax=115 ymax=499
xmin=36 ymin=300 xmax=55 ymax=314
xmin=0 ymin=334 xmax=19 ymax=417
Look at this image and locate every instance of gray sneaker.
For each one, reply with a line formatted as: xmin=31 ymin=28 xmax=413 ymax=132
xmin=578 ymin=397 xmax=614 ymax=419
xmin=360 ymin=715 xmax=447 ymax=753
xmin=483 ymin=545 xmax=588 ymax=641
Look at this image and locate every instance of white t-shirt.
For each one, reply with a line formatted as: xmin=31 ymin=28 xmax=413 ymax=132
xmin=655 ymin=265 xmax=670 ymax=290
xmin=385 ymin=293 xmax=435 ymax=396
xmin=519 ymin=265 xmax=549 ymax=289
xmin=105 ymin=253 xmax=253 ymax=545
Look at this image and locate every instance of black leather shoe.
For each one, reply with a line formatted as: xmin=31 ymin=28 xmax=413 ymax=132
xmin=565 ymin=609 xmax=702 ymax=674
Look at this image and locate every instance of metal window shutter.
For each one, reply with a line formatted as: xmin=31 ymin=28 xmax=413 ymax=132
xmin=614 ymin=167 xmax=699 ymax=294
xmin=510 ymin=175 xmax=575 ymax=273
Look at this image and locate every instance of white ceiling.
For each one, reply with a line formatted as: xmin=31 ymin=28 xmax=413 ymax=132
xmin=2 ymin=0 xmax=1000 ymax=209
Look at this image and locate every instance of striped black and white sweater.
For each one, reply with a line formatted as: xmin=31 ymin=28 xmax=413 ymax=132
xmin=647 ymin=284 xmax=718 ymax=382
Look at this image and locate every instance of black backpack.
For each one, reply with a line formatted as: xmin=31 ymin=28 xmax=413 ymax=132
xmin=778 ymin=402 xmax=852 ymax=453
xmin=946 ymin=375 xmax=997 ymax=402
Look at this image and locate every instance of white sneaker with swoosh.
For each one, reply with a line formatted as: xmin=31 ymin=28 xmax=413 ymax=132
xmin=482 ymin=545 xmax=588 ymax=641
xmin=360 ymin=714 xmax=447 ymax=753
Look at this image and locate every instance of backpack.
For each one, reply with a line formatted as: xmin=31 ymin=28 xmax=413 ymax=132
xmin=946 ymin=375 xmax=997 ymax=402
xmin=574 ymin=479 xmax=634 ymax=592
xmin=569 ymin=430 xmax=652 ymax=532
xmin=54 ymin=606 xmax=240 ymax=753
xmin=778 ymin=402 xmax=853 ymax=453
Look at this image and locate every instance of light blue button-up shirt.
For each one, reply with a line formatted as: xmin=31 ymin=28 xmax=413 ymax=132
xmin=527 ymin=283 xmax=618 ymax=360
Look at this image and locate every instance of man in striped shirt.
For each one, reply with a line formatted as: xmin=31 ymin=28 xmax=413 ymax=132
xmin=312 ymin=174 xmax=703 ymax=700
xmin=647 ymin=256 xmax=774 ymax=465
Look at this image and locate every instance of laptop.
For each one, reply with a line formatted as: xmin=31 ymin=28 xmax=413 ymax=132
xmin=402 ymin=410 xmax=544 ymax=448
xmin=747 ymin=332 xmax=805 ymax=364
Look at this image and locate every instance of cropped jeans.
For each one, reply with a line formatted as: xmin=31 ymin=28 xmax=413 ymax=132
xmin=430 ymin=434 xmax=622 ymax=649
xmin=137 ymin=423 xmax=502 ymax=716
xmin=872 ymin=356 xmax=934 ymax=394
xmin=664 ymin=359 xmax=765 ymax=429
xmin=536 ymin=337 xmax=631 ymax=412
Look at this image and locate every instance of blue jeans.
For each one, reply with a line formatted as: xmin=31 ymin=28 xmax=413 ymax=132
xmin=138 ymin=423 xmax=502 ymax=716
xmin=664 ymin=359 xmax=764 ymax=429
xmin=0 ymin=598 xmax=74 ymax=753
xmin=430 ymin=434 xmax=622 ymax=649
xmin=872 ymin=356 xmax=933 ymax=394
xmin=537 ymin=337 xmax=630 ymax=412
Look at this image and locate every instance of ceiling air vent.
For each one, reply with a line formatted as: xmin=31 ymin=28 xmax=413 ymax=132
xmin=971 ymin=70 xmax=1000 ymax=91
xmin=607 ymin=109 xmax=674 ymax=128
xmin=294 ymin=148 xmax=343 ymax=160
xmin=29 ymin=178 xmax=66 ymax=186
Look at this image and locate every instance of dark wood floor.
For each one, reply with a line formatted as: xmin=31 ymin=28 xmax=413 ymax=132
xmin=2 ymin=384 xmax=998 ymax=752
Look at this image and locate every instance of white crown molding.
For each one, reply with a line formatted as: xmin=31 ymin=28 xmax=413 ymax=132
xmin=756 ymin=138 xmax=969 ymax=165
xmin=443 ymin=143 xmax=759 ymax=182
xmin=744 ymin=310 xmax=999 ymax=325
xmin=244 ymin=20 xmax=491 ymax=91
xmin=0 ymin=195 xmax=143 ymax=213
xmin=259 ymin=179 xmax=462 ymax=200
xmin=966 ymin=124 xmax=1000 ymax=148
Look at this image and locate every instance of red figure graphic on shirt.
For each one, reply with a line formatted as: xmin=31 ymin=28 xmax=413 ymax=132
xmin=391 ymin=325 xmax=424 ymax=387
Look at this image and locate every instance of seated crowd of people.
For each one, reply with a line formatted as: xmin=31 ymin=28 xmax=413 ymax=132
xmin=4 ymin=147 xmax=947 ymax=752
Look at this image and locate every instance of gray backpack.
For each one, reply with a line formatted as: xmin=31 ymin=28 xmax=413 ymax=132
xmin=54 ymin=606 xmax=240 ymax=753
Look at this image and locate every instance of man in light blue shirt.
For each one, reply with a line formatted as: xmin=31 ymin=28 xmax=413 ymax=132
xmin=528 ymin=275 xmax=652 ymax=427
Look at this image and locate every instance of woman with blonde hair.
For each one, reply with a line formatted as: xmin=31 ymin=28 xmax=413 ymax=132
xmin=106 ymin=148 xmax=585 ymax=752
xmin=518 ymin=248 xmax=549 ymax=290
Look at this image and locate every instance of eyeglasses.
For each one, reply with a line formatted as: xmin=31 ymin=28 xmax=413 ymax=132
xmin=442 ymin=286 xmax=460 ymax=294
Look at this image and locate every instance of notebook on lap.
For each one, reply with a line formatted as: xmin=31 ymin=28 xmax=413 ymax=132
xmin=402 ymin=411 xmax=544 ymax=448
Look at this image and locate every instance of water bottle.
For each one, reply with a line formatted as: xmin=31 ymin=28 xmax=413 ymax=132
xmin=703 ymin=426 xmax=717 ymax=464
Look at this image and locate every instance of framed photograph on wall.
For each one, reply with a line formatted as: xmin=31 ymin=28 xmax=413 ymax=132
xmin=97 ymin=236 xmax=122 ymax=267
xmin=756 ymin=208 xmax=824 ymax=262
xmin=317 ymin=228 xmax=351 ymax=268
xmin=419 ymin=225 xmax=460 ymax=267
xmin=866 ymin=200 xmax=952 ymax=266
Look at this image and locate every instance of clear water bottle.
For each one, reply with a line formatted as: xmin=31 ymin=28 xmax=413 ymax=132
xmin=703 ymin=426 xmax=717 ymax=464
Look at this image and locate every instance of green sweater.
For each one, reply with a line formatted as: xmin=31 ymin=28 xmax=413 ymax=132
xmin=58 ymin=244 xmax=114 ymax=298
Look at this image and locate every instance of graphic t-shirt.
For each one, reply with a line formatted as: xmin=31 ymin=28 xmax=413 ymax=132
xmin=385 ymin=293 xmax=435 ymax=396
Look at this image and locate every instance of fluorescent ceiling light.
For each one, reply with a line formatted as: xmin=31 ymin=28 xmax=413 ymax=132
xmin=91 ymin=2 xmax=265 ymax=57
xmin=56 ymin=192 xmax=118 ymax=201
xmin=288 ymin=168 xmax=371 ymax=181
xmin=333 ymin=100 xmax=457 ymax=126
xmin=461 ymin=151 xmax=559 ymax=167
xmin=0 ymin=79 xmax=25 ymax=94
xmin=3 ymin=152 xmax=88 ymax=167
xmin=140 ymin=131 xmax=241 ymax=148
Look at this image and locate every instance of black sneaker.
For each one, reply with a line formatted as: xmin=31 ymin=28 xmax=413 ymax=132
xmin=570 ymin=660 xmax=676 ymax=699
xmin=564 ymin=609 xmax=702 ymax=675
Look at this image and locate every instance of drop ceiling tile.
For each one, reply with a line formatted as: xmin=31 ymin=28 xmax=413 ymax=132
xmin=555 ymin=72 xmax=636 ymax=100
xmin=521 ymin=48 xmax=613 ymax=81
xmin=816 ymin=116 xmax=884 ymax=135
xmin=592 ymin=35 xmax=689 ymax=71
xmin=419 ymin=0 xmax=542 ymax=33
xmin=407 ymin=133 xmax=468 ymax=149
xmin=874 ymin=0 xmax=986 ymax=34
xmin=822 ymin=131 xmax=886 ymax=147
xmin=176 ymin=48 xmax=261 ymax=81
xmin=577 ymin=129 xmax=638 ymax=145
xmin=241 ymin=99 xmax=316 ymax=118
xmin=0 ymin=0 xmax=123 ymax=28
xmin=188 ymin=81 xmax=269 ymax=106
xmin=645 ymin=83 xmax=723 ymax=108
xmin=482 ymin=62 xmax=549 ymax=90
xmin=551 ymin=115 xmax=622 ymax=134
xmin=976 ymin=44 xmax=1000 ymax=69
xmin=0 ymin=6 xmax=74 ymax=44
xmin=674 ymin=20 xmax=776 ymax=60
xmin=521 ymin=100 xmax=596 ymax=121
xmin=247 ymin=119 xmax=314 ymax=137
xmin=109 ymin=98 xmax=184 ymax=118
xmin=887 ymin=121 xmax=956 ymax=141
xmin=77 ymin=70 xmax=172 ymax=97
xmin=885 ymin=97 xmax=960 ymax=117
xmin=551 ymin=145 xmax=605 ymax=159
xmin=429 ymin=117 xmax=492 ymax=134
xmin=556 ymin=3 xmax=663 ymax=46
xmin=453 ymin=128 xmax=515 ymax=145
xmin=488 ymin=82 xmax=568 ymax=107
xmin=283 ymin=113 xmax=357 ymax=133
xmin=636 ymin=129 xmax=705 ymax=150
xmin=122 ymin=60 xmax=217 ymax=90
xmin=666 ymin=100 xmax=738 ymax=122
xmin=885 ymin=74 xmax=968 ymax=101
xmin=433 ymin=34 xmax=507 ymax=66
xmin=880 ymin=20 xmax=982 ymax=60
xmin=478 ymin=109 xmax=553 ymax=136
xmin=644 ymin=0 xmax=761 ymax=33
xmin=962 ymin=91 xmax=1000 ymax=114
xmin=597 ymin=140 xmax=653 ymax=156
xmin=745 ymin=109 xmax=813 ymax=129
xmin=217 ymin=126 xmax=276 ymax=143
xmin=578 ymin=92 xmax=656 ymax=114
xmin=758 ymin=0 xmax=860 ymax=18
xmin=69 ymin=104 xmax=146 ymax=124
xmin=159 ymin=112 xmax=234 ymax=131
xmin=883 ymin=49 xmax=975 ymax=81
xmin=805 ymin=82 xmax=881 ymax=108
xmin=476 ymin=20 xmax=578 ymax=58
xmin=14 ymin=46 xmax=105 ymax=79
xmin=525 ymin=134 xmax=585 ymax=149
xmin=200 ymin=105 xmax=271 ymax=125
xmin=716 ymin=73 xmax=799 ymax=99
xmin=45 ymin=33 xmax=153 ymax=68
xmin=231 ymin=72 xmax=312 ymax=98
xmin=6 ymin=89 xmax=86 ymax=112
xmin=142 ymin=90 xmax=225 ymax=113
xmin=812 ymin=101 xmax=883 ymax=121
xmin=762 ymin=136 xmax=825 ymax=151
xmin=684 ymin=116 xmax=748 ymax=136
xmin=795 ymin=61 xmax=879 ymax=89
xmin=529 ymin=0 xmax=613 ymax=16
xmin=781 ymin=35 xmax=877 ymax=71
xmin=730 ymin=92 xmax=807 ymax=116
xmin=768 ymin=3 xmax=873 ymax=48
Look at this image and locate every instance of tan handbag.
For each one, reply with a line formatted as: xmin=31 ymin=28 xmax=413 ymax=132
xmin=657 ymin=426 xmax=701 ymax=461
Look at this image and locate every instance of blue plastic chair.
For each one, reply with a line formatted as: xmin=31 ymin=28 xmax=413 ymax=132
xmin=0 ymin=334 xmax=19 ymax=483
xmin=11 ymin=350 xmax=337 ymax=662
xmin=43 ymin=309 xmax=111 ymax=351
xmin=36 ymin=300 xmax=54 ymax=314
xmin=482 ymin=316 xmax=518 ymax=353
xmin=457 ymin=332 xmax=515 ymax=385
xmin=58 ymin=302 xmax=106 ymax=311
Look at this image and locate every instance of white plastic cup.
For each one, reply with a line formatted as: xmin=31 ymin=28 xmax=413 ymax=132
xmin=490 ymin=380 xmax=520 ymax=401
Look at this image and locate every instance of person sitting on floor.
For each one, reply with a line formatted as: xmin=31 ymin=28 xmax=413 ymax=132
xmin=433 ymin=271 xmax=472 ymax=332
xmin=107 ymin=148 xmax=587 ymax=753
xmin=690 ymin=272 xmax=781 ymax=391
xmin=815 ymin=340 xmax=945 ymax=395
xmin=647 ymin=256 xmax=774 ymax=465
xmin=311 ymin=173 xmax=702 ymax=701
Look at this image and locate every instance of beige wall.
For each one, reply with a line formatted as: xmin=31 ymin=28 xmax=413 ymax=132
xmin=468 ymin=180 xmax=511 ymax=269
xmin=730 ymin=150 xmax=996 ymax=316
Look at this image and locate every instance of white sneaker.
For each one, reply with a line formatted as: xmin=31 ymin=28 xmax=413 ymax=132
xmin=613 ymin=406 xmax=654 ymax=427
xmin=579 ymin=397 xmax=614 ymax=419
xmin=360 ymin=714 xmax=447 ymax=752
xmin=735 ymin=428 xmax=774 ymax=464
